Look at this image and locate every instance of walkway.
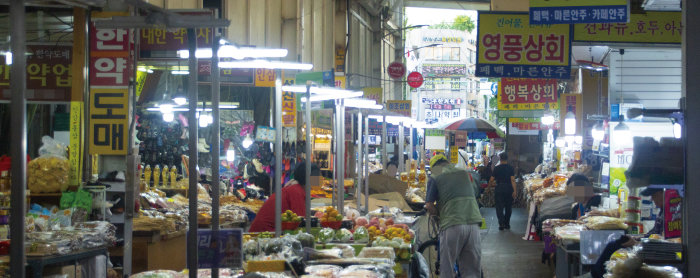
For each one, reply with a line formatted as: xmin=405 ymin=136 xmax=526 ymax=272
xmin=481 ymin=207 xmax=553 ymax=278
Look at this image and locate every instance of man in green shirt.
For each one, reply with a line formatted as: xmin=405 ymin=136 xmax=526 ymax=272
xmin=425 ymin=154 xmax=483 ymax=278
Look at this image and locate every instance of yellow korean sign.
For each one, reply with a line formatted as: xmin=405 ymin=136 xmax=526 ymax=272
xmin=254 ymin=68 xmax=276 ymax=87
xmin=386 ymin=100 xmax=411 ymax=117
xmin=335 ymin=75 xmax=346 ymax=89
xmin=89 ymin=88 xmax=129 ymax=155
xmin=450 ymin=146 xmax=459 ymax=164
xmin=282 ymin=77 xmax=297 ymax=127
xmin=573 ymin=12 xmax=682 ymax=44
xmin=362 ymin=87 xmax=383 ymax=105
xmin=69 ymin=102 xmax=83 ymax=185
xmin=476 ymin=12 xmax=571 ymax=79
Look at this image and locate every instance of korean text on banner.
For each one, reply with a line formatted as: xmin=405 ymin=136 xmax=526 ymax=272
xmin=282 ymin=77 xmax=297 ymax=127
xmin=138 ymin=10 xmax=214 ymax=59
xmin=255 ymin=69 xmax=276 ymax=87
xmin=89 ymin=88 xmax=129 ymax=155
xmin=560 ymin=93 xmax=582 ymax=136
xmin=574 ymin=12 xmax=682 ymax=44
xmin=387 ymin=100 xmax=411 ymax=117
xmin=509 ymin=118 xmax=542 ymax=136
xmin=529 ymin=0 xmax=628 ymax=25
xmin=363 ymin=87 xmax=383 ymax=104
xmin=89 ymin=11 xmax=131 ymax=155
xmin=498 ymin=78 xmax=559 ymax=110
xmin=450 ymin=146 xmax=459 ymax=164
xmin=476 ymin=12 xmax=571 ymax=79
xmin=69 ymin=102 xmax=83 ymax=185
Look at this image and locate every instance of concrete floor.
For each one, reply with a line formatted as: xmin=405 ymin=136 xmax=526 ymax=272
xmin=480 ymin=207 xmax=554 ymax=278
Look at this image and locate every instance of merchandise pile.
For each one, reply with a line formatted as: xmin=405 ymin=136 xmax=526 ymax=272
xmin=25 ymin=220 xmax=116 ymax=256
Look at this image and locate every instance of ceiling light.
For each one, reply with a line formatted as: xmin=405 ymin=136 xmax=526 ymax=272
xmin=162 ymin=112 xmax=174 ymax=122
xmin=226 ymin=142 xmax=235 ymax=162
xmin=565 ymin=111 xmax=576 ymax=135
xmin=219 ymin=60 xmax=313 ymax=70
xmin=177 ymin=46 xmax=288 ymax=59
xmin=301 ymin=91 xmax=363 ymax=102
xmin=673 ymin=122 xmax=681 ymax=139
xmin=171 ymin=70 xmax=189 ymax=75
xmin=4 ymin=52 xmax=11 ymax=65
xmin=242 ymin=134 xmax=254 ymax=149
xmin=591 ymin=122 xmax=605 ymax=141
xmin=613 ymin=118 xmax=632 ymax=146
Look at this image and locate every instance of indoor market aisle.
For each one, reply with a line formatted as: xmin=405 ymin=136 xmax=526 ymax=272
xmin=481 ymin=208 xmax=553 ymax=278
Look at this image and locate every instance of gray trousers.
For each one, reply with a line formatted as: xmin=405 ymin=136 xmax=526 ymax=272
xmin=439 ymin=224 xmax=482 ymax=278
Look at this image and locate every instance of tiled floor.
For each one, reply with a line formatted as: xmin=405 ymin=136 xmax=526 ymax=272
xmin=480 ymin=208 xmax=554 ymax=278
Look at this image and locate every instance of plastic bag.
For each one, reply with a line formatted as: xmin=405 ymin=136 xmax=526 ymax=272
xmin=358 ymin=246 xmax=396 ymax=260
xmin=584 ymin=216 xmax=628 ymax=230
xmin=317 ymin=228 xmax=334 ymax=244
xmin=353 ymin=226 xmax=369 ymax=243
xmin=305 ymin=265 xmax=343 ymax=277
xmin=38 ymin=136 xmax=67 ymax=158
xmin=335 ymin=228 xmax=353 ymax=243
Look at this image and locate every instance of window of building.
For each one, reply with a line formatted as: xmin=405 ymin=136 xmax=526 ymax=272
xmin=426 ymin=47 xmax=460 ymax=61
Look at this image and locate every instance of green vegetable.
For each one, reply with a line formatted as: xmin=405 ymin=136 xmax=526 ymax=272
xmin=317 ymin=228 xmax=335 ymax=244
xmin=335 ymin=228 xmax=353 ymax=243
xmin=296 ymin=232 xmax=315 ymax=248
xmin=353 ymin=227 xmax=369 ymax=243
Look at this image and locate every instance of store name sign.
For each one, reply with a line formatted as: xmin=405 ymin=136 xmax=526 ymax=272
xmin=476 ymin=12 xmax=571 ymax=79
xmin=497 ymin=78 xmax=559 ymax=110
xmin=89 ymin=12 xmax=131 ymax=155
xmin=573 ymin=12 xmax=682 ymax=44
xmin=386 ymin=100 xmax=411 ymax=117
xmin=422 ymin=64 xmax=467 ymax=78
xmin=529 ymin=0 xmax=628 ymax=25
xmin=0 ymin=44 xmax=72 ymax=101
xmin=138 ymin=10 xmax=214 ymax=59
xmin=423 ymin=36 xmax=464 ymax=43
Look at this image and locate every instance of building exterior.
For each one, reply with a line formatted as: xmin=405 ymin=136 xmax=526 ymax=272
xmin=406 ymin=28 xmax=484 ymax=124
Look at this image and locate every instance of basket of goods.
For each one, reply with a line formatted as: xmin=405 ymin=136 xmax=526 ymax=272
xmin=281 ymin=210 xmax=302 ymax=231
xmin=319 ymin=207 xmax=343 ymax=229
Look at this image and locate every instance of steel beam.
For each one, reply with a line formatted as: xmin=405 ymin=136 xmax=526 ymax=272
xmin=186 ymin=29 xmax=199 ymax=278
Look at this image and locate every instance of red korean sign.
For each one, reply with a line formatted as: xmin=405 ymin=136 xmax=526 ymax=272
xmin=387 ymin=61 xmax=406 ymax=79
xmin=90 ymin=13 xmax=131 ymax=87
xmin=407 ymin=71 xmax=424 ymax=88
xmin=497 ymin=78 xmax=559 ymax=110
xmin=138 ymin=10 xmax=214 ymax=59
xmin=0 ymin=44 xmax=72 ymax=101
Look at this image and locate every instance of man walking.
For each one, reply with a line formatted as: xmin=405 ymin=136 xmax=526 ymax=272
xmin=425 ymin=154 xmax=482 ymax=278
xmin=489 ymin=152 xmax=517 ymax=230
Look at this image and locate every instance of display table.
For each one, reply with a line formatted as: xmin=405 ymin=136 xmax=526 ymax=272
xmin=26 ymin=247 xmax=108 ymax=278
xmin=555 ymin=243 xmax=585 ymax=278
xmin=132 ymin=230 xmax=187 ymax=273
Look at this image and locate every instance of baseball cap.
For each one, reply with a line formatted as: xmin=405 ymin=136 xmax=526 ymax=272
xmin=430 ymin=154 xmax=448 ymax=168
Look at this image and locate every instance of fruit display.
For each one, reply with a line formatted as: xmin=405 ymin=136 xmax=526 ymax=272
xmin=319 ymin=207 xmax=343 ymax=222
xmin=281 ymin=210 xmax=302 ymax=223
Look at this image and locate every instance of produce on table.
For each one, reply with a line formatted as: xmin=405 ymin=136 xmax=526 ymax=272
xmin=27 ymin=156 xmax=70 ymax=193
xmin=317 ymin=228 xmax=335 ymax=244
xmin=354 ymin=217 xmax=369 ymax=227
xmin=320 ymin=207 xmax=343 ymax=222
xmin=295 ymin=232 xmax=315 ymax=249
xmin=335 ymin=228 xmax=353 ymax=243
xmin=281 ymin=210 xmax=302 ymax=223
xmin=353 ymin=226 xmax=369 ymax=243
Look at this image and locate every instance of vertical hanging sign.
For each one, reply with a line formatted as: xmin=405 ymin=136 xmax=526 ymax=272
xmin=282 ymin=77 xmax=297 ymax=127
xmin=89 ymin=12 xmax=131 ymax=155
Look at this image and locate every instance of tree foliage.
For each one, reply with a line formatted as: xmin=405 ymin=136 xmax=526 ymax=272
xmin=428 ymin=15 xmax=475 ymax=33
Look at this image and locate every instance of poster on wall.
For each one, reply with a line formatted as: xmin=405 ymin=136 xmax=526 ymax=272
xmin=476 ymin=12 xmax=572 ymax=79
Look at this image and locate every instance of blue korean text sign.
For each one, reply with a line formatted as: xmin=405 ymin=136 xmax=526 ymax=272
xmin=190 ymin=229 xmax=244 ymax=269
xmin=476 ymin=12 xmax=572 ymax=79
xmin=529 ymin=0 xmax=628 ymax=25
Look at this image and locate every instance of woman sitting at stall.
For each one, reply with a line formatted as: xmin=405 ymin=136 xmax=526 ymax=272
xmin=248 ymin=162 xmax=321 ymax=232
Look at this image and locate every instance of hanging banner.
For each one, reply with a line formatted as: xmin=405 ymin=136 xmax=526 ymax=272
xmin=560 ymin=93 xmax=583 ymax=136
xmin=362 ymin=87 xmax=383 ymax=104
xmin=573 ymin=12 xmax=682 ymax=44
xmin=69 ymin=102 xmax=83 ymax=185
xmin=335 ymin=47 xmax=346 ymax=73
xmin=89 ymin=12 xmax=131 ymax=155
xmin=296 ymin=71 xmax=335 ymax=87
xmin=476 ymin=12 xmax=571 ymax=79
xmin=498 ymin=78 xmax=559 ymax=110
xmin=0 ymin=44 xmax=72 ymax=101
xmin=450 ymin=146 xmax=459 ymax=164
xmin=529 ymin=0 xmax=628 ymax=25
xmin=282 ymin=77 xmax=297 ymax=127
xmin=664 ymin=189 xmax=682 ymax=239
xmin=88 ymin=88 xmax=129 ymax=154
xmin=198 ymin=60 xmax=255 ymax=85
xmin=386 ymin=100 xmax=412 ymax=117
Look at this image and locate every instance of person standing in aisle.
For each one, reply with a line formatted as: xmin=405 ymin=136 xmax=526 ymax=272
xmin=490 ymin=149 xmax=501 ymax=171
xmin=425 ymin=155 xmax=483 ymax=278
xmin=489 ymin=152 xmax=516 ymax=230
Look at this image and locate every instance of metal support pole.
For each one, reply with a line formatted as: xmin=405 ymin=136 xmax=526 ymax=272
xmin=683 ymin=0 xmax=699 ymax=275
xmin=382 ymin=115 xmax=388 ymax=169
xmin=409 ymin=126 xmax=414 ymax=173
xmin=186 ymin=29 xmax=199 ymax=278
xmin=364 ymin=115 xmax=370 ymax=213
xmin=210 ymin=35 xmax=221 ymax=278
xmin=356 ymin=111 xmax=363 ymax=210
xmin=398 ymin=122 xmax=404 ymax=174
xmin=305 ymin=84 xmax=312 ymax=233
xmin=338 ymin=101 xmax=345 ymax=214
xmin=274 ymin=69 xmax=283 ymax=237
xmin=9 ymin=0 xmax=27 ymax=276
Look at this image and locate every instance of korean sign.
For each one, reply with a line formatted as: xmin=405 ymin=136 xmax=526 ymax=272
xmin=89 ymin=88 xmax=129 ymax=155
xmin=422 ymin=64 xmax=467 ymax=78
xmin=138 ymin=10 xmax=214 ymax=59
xmin=509 ymin=118 xmax=543 ymax=136
xmin=89 ymin=12 xmax=131 ymax=155
xmin=387 ymin=100 xmax=411 ymax=117
xmin=192 ymin=229 xmax=243 ymax=269
xmin=362 ymin=87 xmax=383 ymax=104
xmin=197 ymin=60 xmax=255 ymax=85
xmin=0 ymin=44 xmax=72 ymax=101
xmin=574 ymin=12 xmax=681 ymax=44
xmin=282 ymin=77 xmax=297 ymax=127
xmin=476 ymin=12 xmax=571 ymax=79
xmin=254 ymin=69 xmax=276 ymax=87
xmin=497 ymin=78 xmax=559 ymax=110
xmin=529 ymin=0 xmax=628 ymax=25
xmin=664 ymin=189 xmax=682 ymax=238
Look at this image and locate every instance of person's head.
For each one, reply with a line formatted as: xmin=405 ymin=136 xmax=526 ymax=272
xmin=641 ymin=187 xmax=665 ymax=208
xmin=386 ymin=160 xmax=398 ymax=169
xmin=499 ymin=152 xmax=508 ymax=162
xmin=253 ymin=174 xmax=271 ymax=196
xmin=481 ymin=151 xmax=486 ymax=156
xmin=429 ymin=154 xmax=449 ymax=170
xmin=566 ymin=173 xmax=590 ymax=186
xmin=293 ymin=162 xmax=321 ymax=187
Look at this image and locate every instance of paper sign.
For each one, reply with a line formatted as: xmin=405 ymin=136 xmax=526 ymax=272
xmin=255 ymin=126 xmax=276 ymax=143
xmin=573 ymin=12 xmax=682 ymax=44
xmin=476 ymin=12 xmax=571 ymax=79
xmin=193 ymin=229 xmax=243 ymax=269
xmin=530 ymin=0 xmax=628 ymax=25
